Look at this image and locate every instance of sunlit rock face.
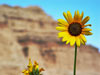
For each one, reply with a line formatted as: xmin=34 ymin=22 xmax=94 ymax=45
xmin=0 ymin=5 xmax=100 ymax=75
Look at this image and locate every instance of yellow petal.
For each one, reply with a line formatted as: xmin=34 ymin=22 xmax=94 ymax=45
xmin=27 ymin=58 xmax=33 ymax=72
xmin=67 ymin=11 xmax=73 ymax=23
xmin=81 ymin=16 xmax=90 ymax=24
xmin=22 ymin=70 xmax=29 ymax=75
xmin=80 ymin=38 xmax=85 ymax=45
xmin=28 ymin=58 xmax=32 ymax=67
xmin=80 ymin=11 xmax=84 ymax=20
xmin=63 ymin=12 xmax=71 ymax=24
xmin=34 ymin=61 xmax=38 ymax=65
xmin=25 ymin=70 xmax=29 ymax=73
xmin=22 ymin=70 xmax=27 ymax=73
xmin=62 ymin=32 xmax=70 ymax=42
xmin=66 ymin=40 xmax=70 ymax=45
xmin=82 ymin=24 xmax=91 ymax=28
xmin=58 ymin=32 xmax=67 ymax=38
xmin=76 ymin=37 xmax=81 ymax=47
xmin=82 ymin=31 xmax=93 ymax=35
xmin=34 ymin=61 xmax=39 ymax=70
xmin=70 ymin=36 xmax=76 ymax=46
xmin=66 ymin=35 xmax=71 ymax=44
xmin=62 ymin=36 xmax=68 ymax=42
xmin=77 ymin=10 xmax=80 ymax=20
xmin=74 ymin=11 xmax=77 ymax=20
xmin=35 ymin=65 xmax=39 ymax=70
xmin=74 ymin=10 xmax=80 ymax=21
xmin=58 ymin=19 xmax=68 ymax=26
xmin=56 ymin=27 xmax=67 ymax=31
xmin=82 ymin=28 xmax=92 ymax=32
xmin=80 ymin=34 xmax=87 ymax=42
xmin=58 ymin=22 xmax=67 ymax=27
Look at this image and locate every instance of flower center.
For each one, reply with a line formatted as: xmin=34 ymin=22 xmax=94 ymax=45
xmin=68 ymin=22 xmax=82 ymax=36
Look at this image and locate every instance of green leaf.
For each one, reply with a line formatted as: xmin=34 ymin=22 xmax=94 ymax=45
xmin=32 ymin=68 xmax=36 ymax=75
xmin=36 ymin=68 xmax=39 ymax=75
xmin=29 ymin=72 xmax=33 ymax=75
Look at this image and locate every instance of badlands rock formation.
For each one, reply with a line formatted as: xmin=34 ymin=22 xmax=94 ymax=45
xmin=0 ymin=5 xmax=100 ymax=75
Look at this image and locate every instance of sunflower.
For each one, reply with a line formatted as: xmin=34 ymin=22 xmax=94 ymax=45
xmin=56 ymin=10 xmax=92 ymax=46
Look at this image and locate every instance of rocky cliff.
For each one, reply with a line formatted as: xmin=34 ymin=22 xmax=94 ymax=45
xmin=0 ymin=5 xmax=100 ymax=75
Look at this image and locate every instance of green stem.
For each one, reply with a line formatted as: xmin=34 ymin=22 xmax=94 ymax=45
xmin=73 ymin=43 xmax=77 ymax=75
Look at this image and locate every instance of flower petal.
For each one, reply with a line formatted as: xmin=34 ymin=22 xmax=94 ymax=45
xmin=58 ymin=23 xmax=65 ymax=27
xmin=66 ymin=35 xmax=71 ymax=44
xmin=70 ymin=36 xmax=76 ymax=46
xmin=58 ymin=22 xmax=68 ymax=27
xmin=74 ymin=11 xmax=77 ymax=20
xmin=77 ymin=10 xmax=80 ymax=20
xmin=82 ymin=31 xmax=93 ymax=35
xmin=58 ymin=19 xmax=68 ymax=26
xmin=82 ymin=28 xmax=92 ymax=32
xmin=62 ymin=36 xmax=68 ymax=42
xmin=27 ymin=58 xmax=33 ymax=72
xmin=56 ymin=27 xmax=67 ymax=31
xmin=80 ymin=34 xmax=87 ymax=42
xmin=80 ymin=11 xmax=84 ymax=20
xmin=76 ymin=37 xmax=81 ymax=47
xmin=81 ymin=16 xmax=90 ymax=24
xmin=27 ymin=59 xmax=32 ymax=68
xmin=80 ymin=38 xmax=85 ymax=45
xmin=63 ymin=12 xmax=71 ymax=24
xmin=82 ymin=24 xmax=91 ymax=28
xmin=74 ymin=10 xmax=80 ymax=21
xmin=66 ymin=40 xmax=70 ymax=45
xmin=62 ymin=33 xmax=69 ymax=42
xmin=67 ymin=11 xmax=73 ymax=23
xmin=58 ymin=32 xmax=67 ymax=38
xmin=34 ymin=61 xmax=38 ymax=65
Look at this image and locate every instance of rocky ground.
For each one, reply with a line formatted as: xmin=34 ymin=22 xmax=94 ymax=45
xmin=0 ymin=5 xmax=100 ymax=75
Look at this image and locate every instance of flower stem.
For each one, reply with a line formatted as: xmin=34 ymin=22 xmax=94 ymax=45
xmin=73 ymin=43 xmax=77 ymax=75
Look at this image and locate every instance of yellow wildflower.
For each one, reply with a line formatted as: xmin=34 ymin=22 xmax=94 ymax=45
xmin=56 ymin=10 xmax=92 ymax=46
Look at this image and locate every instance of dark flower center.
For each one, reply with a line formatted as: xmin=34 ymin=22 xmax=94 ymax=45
xmin=68 ymin=22 xmax=82 ymax=36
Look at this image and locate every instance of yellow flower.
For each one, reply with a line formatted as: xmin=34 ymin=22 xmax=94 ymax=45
xmin=56 ymin=10 xmax=92 ymax=46
xmin=34 ymin=61 xmax=39 ymax=70
xmin=22 ymin=58 xmax=44 ymax=75
xmin=22 ymin=70 xmax=29 ymax=75
xmin=27 ymin=58 xmax=33 ymax=72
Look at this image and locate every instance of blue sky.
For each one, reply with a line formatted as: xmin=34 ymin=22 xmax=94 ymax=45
xmin=0 ymin=0 xmax=100 ymax=50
